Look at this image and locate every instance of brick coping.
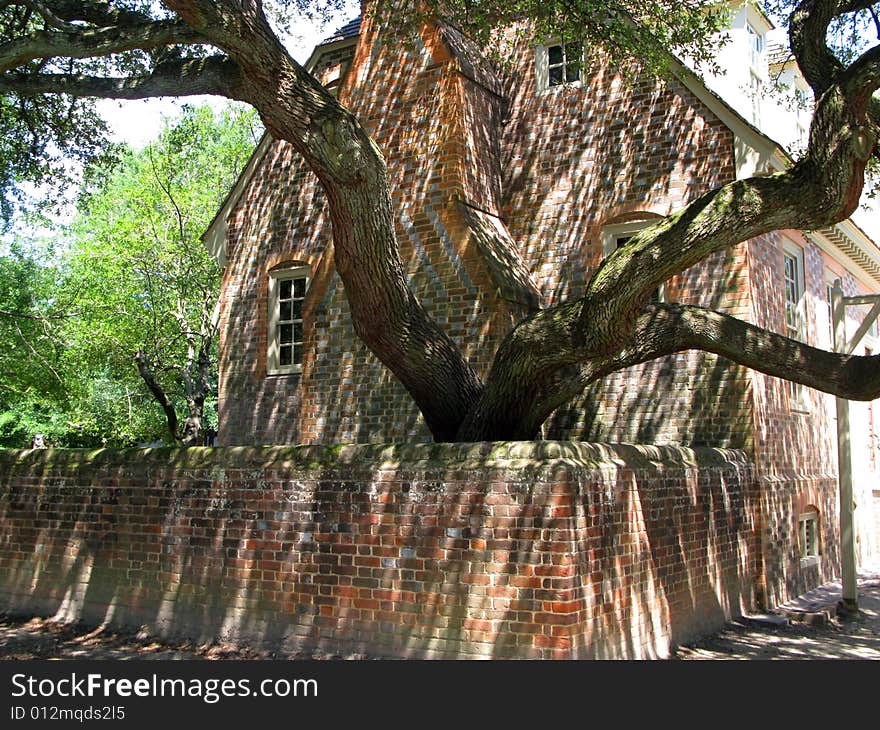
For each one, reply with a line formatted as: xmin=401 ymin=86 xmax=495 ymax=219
xmin=0 ymin=441 xmax=751 ymax=474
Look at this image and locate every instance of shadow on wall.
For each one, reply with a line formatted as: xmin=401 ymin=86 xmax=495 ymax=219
xmin=0 ymin=444 xmax=760 ymax=659
xmin=218 ymin=21 xmax=752 ymax=448
xmin=547 ymin=249 xmax=752 ymax=447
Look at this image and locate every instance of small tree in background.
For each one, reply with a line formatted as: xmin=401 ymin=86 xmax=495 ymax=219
xmin=0 ymin=104 xmax=259 ymax=447
xmin=64 ymin=104 xmax=260 ymax=445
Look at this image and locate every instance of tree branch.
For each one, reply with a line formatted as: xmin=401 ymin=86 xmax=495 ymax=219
xmin=840 ymin=41 xmax=880 ymax=107
xmin=0 ymin=19 xmax=205 ymax=73
xmin=625 ymin=303 xmax=880 ymax=401
xmin=135 ymin=349 xmax=179 ymax=442
xmin=38 ymin=0 xmax=158 ymax=27
xmin=0 ymin=54 xmax=246 ymax=100
xmin=3 ymin=0 xmax=80 ymax=31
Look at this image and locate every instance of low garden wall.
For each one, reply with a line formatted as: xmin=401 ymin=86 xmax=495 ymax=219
xmin=0 ymin=442 xmax=760 ymax=659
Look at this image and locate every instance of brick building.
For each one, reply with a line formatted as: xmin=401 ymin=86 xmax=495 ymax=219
xmin=202 ymin=2 xmax=880 ymax=606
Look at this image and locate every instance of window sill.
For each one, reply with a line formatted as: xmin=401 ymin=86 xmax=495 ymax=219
xmin=266 ymin=367 xmax=302 ymax=377
xmin=539 ymin=80 xmax=583 ymax=94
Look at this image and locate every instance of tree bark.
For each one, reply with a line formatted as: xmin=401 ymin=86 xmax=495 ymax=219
xmin=161 ymin=0 xmax=485 ymax=441
xmin=134 ymin=349 xmax=179 ymax=443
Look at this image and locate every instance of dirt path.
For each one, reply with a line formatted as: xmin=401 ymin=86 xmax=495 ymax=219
xmin=0 ymin=616 xmax=368 ymax=660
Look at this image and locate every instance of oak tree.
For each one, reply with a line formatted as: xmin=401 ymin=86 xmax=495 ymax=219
xmin=3 ymin=0 xmax=880 ymax=442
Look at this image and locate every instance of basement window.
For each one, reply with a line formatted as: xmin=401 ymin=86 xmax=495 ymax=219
xmin=267 ymin=265 xmax=309 ymax=375
xmin=799 ymin=508 xmax=820 ymax=565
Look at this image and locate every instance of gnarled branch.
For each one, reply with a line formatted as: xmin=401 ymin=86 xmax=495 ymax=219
xmin=0 ymin=54 xmax=246 ymax=100
xmin=0 ymin=19 xmax=205 ymax=73
xmin=627 ymin=303 xmax=880 ymax=401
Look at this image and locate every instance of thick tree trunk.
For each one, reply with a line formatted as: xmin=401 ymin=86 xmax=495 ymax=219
xmin=161 ymin=0 xmax=486 ymax=441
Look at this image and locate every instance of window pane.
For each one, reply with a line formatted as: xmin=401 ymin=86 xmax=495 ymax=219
xmin=566 ymin=43 xmax=582 ymax=82
xmin=548 ymin=45 xmax=563 ymax=65
xmin=784 ymin=254 xmax=801 ymax=337
xmin=271 ymin=271 xmax=308 ymax=371
xmin=549 ymin=65 xmax=563 ymax=86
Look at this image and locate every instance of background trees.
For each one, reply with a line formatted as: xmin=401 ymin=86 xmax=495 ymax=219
xmin=0 ymin=238 xmax=69 ymax=444
xmin=0 ymin=104 xmax=259 ymax=447
xmin=65 ymin=104 xmax=259 ymax=445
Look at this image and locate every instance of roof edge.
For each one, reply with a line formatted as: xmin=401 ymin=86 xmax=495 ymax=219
xmin=200 ymin=30 xmax=361 ymax=265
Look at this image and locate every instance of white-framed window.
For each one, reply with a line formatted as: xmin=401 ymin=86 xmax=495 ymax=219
xmin=783 ymin=241 xmax=807 ymax=408
xmin=749 ymin=71 xmax=763 ymax=127
xmin=747 ymin=22 xmax=765 ymax=70
xmin=267 ymin=265 xmax=309 ymax=375
xmin=536 ymin=41 xmax=583 ymax=91
xmin=798 ymin=508 xmax=820 ymax=564
xmin=602 ymin=221 xmax=666 ymax=304
xmin=783 ymin=243 xmax=806 ymax=342
xmin=825 ymin=274 xmax=837 ymax=349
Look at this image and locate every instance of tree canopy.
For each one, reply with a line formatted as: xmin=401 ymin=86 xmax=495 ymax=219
xmin=2 ymin=0 xmax=880 ymax=442
xmin=0 ymin=103 xmax=259 ymax=447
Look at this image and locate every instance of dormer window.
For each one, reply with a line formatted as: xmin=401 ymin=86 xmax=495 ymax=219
xmin=749 ymin=71 xmax=763 ymax=126
xmin=546 ymin=42 xmax=582 ymax=87
xmin=747 ymin=23 xmax=765 ymax=69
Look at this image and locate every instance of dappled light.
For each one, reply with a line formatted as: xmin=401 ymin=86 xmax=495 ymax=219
xmin=0 ymin=443 xmax=759 ymax=659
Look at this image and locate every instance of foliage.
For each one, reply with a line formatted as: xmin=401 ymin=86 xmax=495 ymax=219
xmin=0 ymin=104 xmax=259 ymax=447
xmin=0 ymin=237 xmax=68 ymax=445
xmin=65 ymin=103 xmax=258 ymax=444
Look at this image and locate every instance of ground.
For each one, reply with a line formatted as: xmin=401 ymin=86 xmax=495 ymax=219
xmin=672 ymin=566 xmax=880 ymax=659
xmin=1 ymin=569 xmax=878 ymax=660
xmin=0 ymin=618 xmax=370 ymax=660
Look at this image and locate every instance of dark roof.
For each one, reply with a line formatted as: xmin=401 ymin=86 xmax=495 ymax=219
xmin=322 ymin=16 xmax=361 ymax=44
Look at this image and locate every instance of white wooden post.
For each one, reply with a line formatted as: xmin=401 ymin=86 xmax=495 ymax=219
xmin=831 ymin=281 xmax=880 ymax=611
xmin=831 ymin=280 xmax=858 ymax=611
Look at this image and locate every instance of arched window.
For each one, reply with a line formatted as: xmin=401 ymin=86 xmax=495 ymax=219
xmin=602 ymin=219 xmax=667 ymax=303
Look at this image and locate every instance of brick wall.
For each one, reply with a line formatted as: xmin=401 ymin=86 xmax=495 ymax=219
xmin=217 ymin=15 xmax=756 ymax=450
xmin=0 ymin=444 xmax=761 ymax=659
xmin=743 ymin=230 xmax=880 ymax=603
